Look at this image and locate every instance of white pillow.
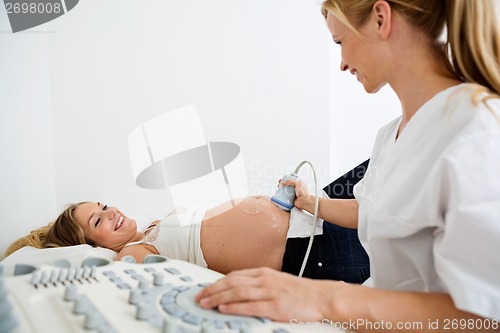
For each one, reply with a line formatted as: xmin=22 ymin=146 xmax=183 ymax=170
xmin=0 ymin=245 xmax=117 ymax=276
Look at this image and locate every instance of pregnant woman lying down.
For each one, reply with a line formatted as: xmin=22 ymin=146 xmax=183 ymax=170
xmin=5 ymin=195 xmax=369 ymax=283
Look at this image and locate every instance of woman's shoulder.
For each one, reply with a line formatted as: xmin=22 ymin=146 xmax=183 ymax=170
xmin=434 ymin=83 xmax=500 ymax=140
xmin=441 ymin=85 xmax=500 ymax=162
xmin=449 ymin=83 xmax=500 ymax=113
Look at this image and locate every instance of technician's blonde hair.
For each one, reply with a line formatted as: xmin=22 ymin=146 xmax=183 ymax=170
xmin=4 ymin=202 xmax=90 ymax=257
xmin=322 ymin=0 xmax=500 ymax=97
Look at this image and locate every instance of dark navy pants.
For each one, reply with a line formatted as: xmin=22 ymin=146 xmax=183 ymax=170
xmin=281 ymin=160 xmax=370 ymax=283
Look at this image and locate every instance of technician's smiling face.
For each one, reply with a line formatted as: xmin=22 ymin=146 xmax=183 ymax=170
xmin=326 ymin=10 xmax=387 ymax=94
xmin=74 ymin=202 xmax=137 ymax=251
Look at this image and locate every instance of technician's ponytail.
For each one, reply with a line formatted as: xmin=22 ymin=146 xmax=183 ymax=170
xmin=445 ymin=0 xmax=500 ymax=95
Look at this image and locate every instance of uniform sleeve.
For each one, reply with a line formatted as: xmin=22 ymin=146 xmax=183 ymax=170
xmin=433 ymin=124 xmax=500 ymax=320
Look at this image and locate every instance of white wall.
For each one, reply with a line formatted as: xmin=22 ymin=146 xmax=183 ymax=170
xmin=0 ymin=0 xmax=333 ymax=257
xmin=46 ymin=0 xmax=332 ymax=206
xmin=0 ymin=14 xmax=58 ymax=258
xmin=329 ymin=46 xmax=400 ymax=179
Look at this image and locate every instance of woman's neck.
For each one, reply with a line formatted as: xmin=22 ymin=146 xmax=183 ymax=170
xmin=389 ymin=44 xmax=462 ymax=136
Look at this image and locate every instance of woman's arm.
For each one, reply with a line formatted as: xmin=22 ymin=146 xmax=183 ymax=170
xmin=302 ymin=197 xmax=359 ymax=229
xmin=196 ymin=268 xmax=499 ymax=333
xmin=327 ymin=280 xmax=497 ymax=333
xmin=282 ymin=179 xmax=359 ymax=229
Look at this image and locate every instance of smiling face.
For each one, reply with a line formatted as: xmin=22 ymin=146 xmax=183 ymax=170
xmin=74 ymin=202 xmax=138 ymax=252
xmin=326 ymin=9 xmax=388 ymax=93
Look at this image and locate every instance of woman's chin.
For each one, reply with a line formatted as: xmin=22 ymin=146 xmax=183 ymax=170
xmin=363 ymin=81 xmax=386 ymax=94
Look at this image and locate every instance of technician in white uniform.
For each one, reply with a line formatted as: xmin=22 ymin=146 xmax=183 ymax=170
xmin=197 ymin=0 xmax=500 ymax=330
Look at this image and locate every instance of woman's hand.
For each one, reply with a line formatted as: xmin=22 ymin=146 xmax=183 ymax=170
xmin=280 ymin=178 xmax=315 ymax=213
xmin=195 ymin=267 xmax=331 ymax=322
xmin=281 ymin=177 xmax=359 ymax=228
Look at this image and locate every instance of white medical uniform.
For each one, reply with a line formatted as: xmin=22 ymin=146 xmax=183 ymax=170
xmin=354 ymin=84 xmax=500 ymax=320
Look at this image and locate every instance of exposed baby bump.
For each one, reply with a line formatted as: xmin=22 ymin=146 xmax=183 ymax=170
xmin=235 ymin=195 xmax=274 ymax=215
xmin=201 ymin=195 xmax=290 ymax=272
xmin=204 ymin=195 xmax=289 ymax=227
xmin=236 ymin=195 xmax=289 ymax=226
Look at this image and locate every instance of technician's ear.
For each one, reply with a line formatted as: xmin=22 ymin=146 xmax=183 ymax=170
xmin=372 ymin=0 xmax=392 ymax=39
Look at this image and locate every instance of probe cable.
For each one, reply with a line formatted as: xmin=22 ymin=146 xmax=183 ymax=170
xmin=292 ymin=161 xmax=320 ymax=278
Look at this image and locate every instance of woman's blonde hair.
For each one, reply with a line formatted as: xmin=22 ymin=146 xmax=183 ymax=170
xmin=4 ymin=202 xmax=91 ymax=257
xmin=322 ymin=0 xmax=500 ymax=96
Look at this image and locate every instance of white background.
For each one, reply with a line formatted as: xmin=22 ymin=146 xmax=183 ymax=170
xmin=0 ymin=0 xmax=399 ymax=258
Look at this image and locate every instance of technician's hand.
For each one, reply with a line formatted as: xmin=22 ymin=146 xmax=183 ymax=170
xmin=280 ymin=178 xmax=314 ymax=212
xmin=195 ymin=267 xmax=329 ymax=322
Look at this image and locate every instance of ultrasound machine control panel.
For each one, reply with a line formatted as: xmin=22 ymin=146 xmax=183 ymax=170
xmin=0 ymin=256 xmax=341 ymax=333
